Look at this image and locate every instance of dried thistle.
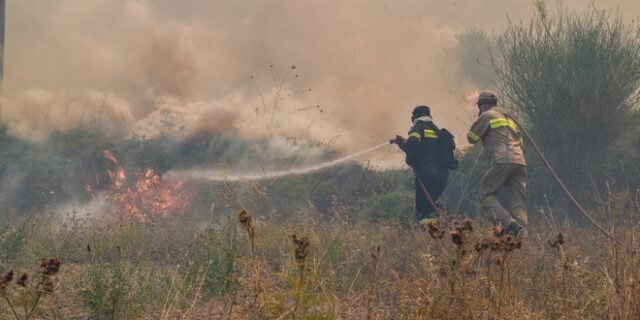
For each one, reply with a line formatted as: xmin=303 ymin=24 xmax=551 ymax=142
xmin=463 ymin=219 xmax=474 ymax=231
xmin=292 ymin=234 xmax=310 ymax=266
xmin=3 ymin=271 xmax=13 ymax=283
xmin=557 ymin=232 xmax=564 ymax=244
xmin=238 ymin=210 xmax=256 ymax=256
xmin=426 ymin=222 xmax=445 ymax=239
xmin=0 ymin=258 xmax=62 ymax=320
xmin=16 ymin=272 xmax=28 ymax=287
xmin=475 ymin=228 xmax=525 ymax=254
xmin=292 ymin=233 xmax=311 ymax=316
xmin=239 ymin=210 xmax=251 ymax=224
xmin=365 ymin=245 xmax=382 ymax=320
xmin=237 ymin=210 xmax=262 ymax=301
xmin=451 ymin=219 xmax=474 ymax=233
xmin=37 ymin=258 xmax=62 ymax=293
xmin=371 ymin=245 xmax=381 ymax=261
xmin=548 ymin=232 xmax=565 ymax=248
xmin=39 ymin=258 xmax=61 ymax=276
xmin=449 ymin=219 xmax=476 ymax=249
xmin=496 ymin=234 xmax=522 ymax=252
xmin=475 ymin=238 xmax=492 ymax=253
xmin=450 ymin=230 xmax=464 ymax=246
xmin=238 ymin=210 xmax=253 ymax=233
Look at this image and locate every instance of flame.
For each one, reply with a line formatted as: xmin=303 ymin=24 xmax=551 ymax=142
xmin=84 ymin=184 xmax=96 ymax=200
xmin=100 ymin=150 xmax=192 ymax=220
xmin=102 ymin=150 xmax=126 ymax=188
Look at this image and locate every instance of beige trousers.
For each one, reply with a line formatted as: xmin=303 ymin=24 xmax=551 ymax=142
xmin=478 ymin=163 xmax=527 ymax=226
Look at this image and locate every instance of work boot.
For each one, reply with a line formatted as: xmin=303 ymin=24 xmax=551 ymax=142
xmin=504 ymin=221 xmax=524 ymax=237
xmin=510 ymin=207 xmax=529 ymax=238
xmin=480 ymin=195 xmax=512 ymax=226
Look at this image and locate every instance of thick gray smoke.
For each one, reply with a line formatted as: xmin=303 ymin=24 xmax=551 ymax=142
xmin=3 ymin=0 xmax=640 ymax=159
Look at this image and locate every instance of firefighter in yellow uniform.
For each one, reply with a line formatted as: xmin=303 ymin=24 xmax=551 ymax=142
xmin=467 ymin=92 xmax=527 ymax=236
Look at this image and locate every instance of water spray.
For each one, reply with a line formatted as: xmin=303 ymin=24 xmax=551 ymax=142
xmin=164 ymin=142 xmax=391 ymax=182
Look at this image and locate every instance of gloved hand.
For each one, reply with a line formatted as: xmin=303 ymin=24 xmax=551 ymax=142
xmin=390 ymin=135 xmax=406 ymax=146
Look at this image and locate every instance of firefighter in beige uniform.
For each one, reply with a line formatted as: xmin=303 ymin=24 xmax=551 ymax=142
xmin=467 ymin=92 xmax=527 ymax=236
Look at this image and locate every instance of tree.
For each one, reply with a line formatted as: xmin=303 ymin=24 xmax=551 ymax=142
xmin=495 ymin=1 xmax=640 ymax=195
xmin=454 ymin=29 xmax=497 ymax=88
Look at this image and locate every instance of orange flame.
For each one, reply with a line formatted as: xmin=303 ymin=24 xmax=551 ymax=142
xmin=101 ymin=150 xmax=192 ymax=220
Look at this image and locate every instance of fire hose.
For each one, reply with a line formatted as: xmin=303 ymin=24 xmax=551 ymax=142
xmin=506 ymin=115 xmax=618 ymax=243
xmin=393 ymin=118 xmax=619 ymax=244
xmin=415 ymin=174 xmax=446 ymax=218
xmin=389 ymin=136 xmax=446 ymax=219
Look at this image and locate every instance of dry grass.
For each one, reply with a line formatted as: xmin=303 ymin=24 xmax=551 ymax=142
xmin=0 ymin=204 xmax=639 ymax=319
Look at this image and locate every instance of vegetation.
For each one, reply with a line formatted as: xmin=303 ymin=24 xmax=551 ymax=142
xmin=0 ymin=203 xmax=638 ymax=319
xmin=453 ymin=1 xmax=640 ymax=216
xmin=454 ymin=29 xmax=496 ymax=88
xmin=0 ymin=1 xmax=638 ymax=318
xmin=494 ymin=1 xmax=640 ymax=204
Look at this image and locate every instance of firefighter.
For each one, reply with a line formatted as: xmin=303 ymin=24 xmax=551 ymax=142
xmin=393 ymin=105 xmax=457 ymax=226
xmin=467 ymin=92 xmax=527 ymax=236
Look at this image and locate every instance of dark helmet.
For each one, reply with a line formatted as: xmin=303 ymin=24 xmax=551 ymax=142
xmin=411 ymin=105 xmax=431 ymax=121
xmin=476 ymin=92 xmax=498 ymax=106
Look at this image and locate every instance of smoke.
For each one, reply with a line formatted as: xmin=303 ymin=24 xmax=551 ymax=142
xmin=2 ymin=89 xmax=134 ymax=141
xmin=3 ymin=0 xmax=640 ymax=156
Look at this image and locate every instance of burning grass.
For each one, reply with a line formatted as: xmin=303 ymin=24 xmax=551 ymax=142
xmin=96 ymin=150 xmax=193 ymax=220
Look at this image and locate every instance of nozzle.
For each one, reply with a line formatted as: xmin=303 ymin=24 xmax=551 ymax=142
xmin=390 ymin=135 xmax=405 ymax=145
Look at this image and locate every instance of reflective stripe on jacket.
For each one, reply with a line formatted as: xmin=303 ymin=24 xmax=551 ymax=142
xmin=467 ymin=106 xmax=526 ymax=166
xmin=405 ymin=120 xmax=447 ymax=174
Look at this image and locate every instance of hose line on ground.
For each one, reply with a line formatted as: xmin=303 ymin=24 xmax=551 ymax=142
xmin=415 ymin=174 xmax=447 ymax=219
xmin=506 ymin=115 xmax=618 ymax=243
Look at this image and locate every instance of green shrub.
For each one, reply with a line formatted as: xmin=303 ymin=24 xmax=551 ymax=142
xmin=366 ymin=190 xmax=414 ymax=227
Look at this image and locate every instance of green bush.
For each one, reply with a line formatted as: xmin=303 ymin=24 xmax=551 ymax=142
xmin=495 ymin=0 xmax=640 ymax=197
xmin=194 ymin=218 xmax=241 ymax=295
xmin=366 ymin=190 xmax=415 ymax=227
xmin=79 ymin=245 xmax=154 ymax=319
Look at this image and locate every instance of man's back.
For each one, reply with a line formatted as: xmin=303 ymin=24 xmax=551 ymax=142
xmin=468 ymin=106 xmax=526 ymax=166
xmin=467 ymin=93 xmax=529 ymax=237
xmin=394 ymin=105 xmax=451 ymax=223
xmin=405 ymin=119 xmax=446 ymax=174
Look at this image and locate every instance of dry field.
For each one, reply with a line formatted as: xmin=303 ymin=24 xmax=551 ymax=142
xmin=0 ymin=197 xmax=638 ymax=320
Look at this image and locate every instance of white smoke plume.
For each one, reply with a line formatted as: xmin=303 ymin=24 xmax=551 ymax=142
xmin=3 ymin=0 xmax=640 ymax=157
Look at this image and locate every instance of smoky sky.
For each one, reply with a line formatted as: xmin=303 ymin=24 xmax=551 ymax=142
xmin=3 ymin=0 xmax=640 ymax=157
